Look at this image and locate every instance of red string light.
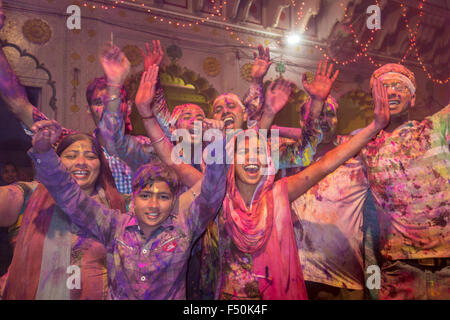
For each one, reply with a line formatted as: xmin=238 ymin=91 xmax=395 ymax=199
xmin=402 ymin=0 xmax=448 ymax=84
xmin=315 ymin=1 xmax=381 ymax=66
xmin=83 ymin=0 xmax=257 ymax=47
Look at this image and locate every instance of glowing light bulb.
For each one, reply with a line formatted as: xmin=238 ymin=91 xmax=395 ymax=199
xmin=287 ymin=33 xmax=301 ymax=45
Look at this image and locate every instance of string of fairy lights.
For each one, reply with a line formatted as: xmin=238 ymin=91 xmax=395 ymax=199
xmin=81 ymin=0 xmax=448 ymax=84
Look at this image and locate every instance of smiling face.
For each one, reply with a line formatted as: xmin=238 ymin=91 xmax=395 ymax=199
xmin=60 ymin=139 xmax=101 ymax=195
xmin=234 ymin=135 xmax=266 ymax=187
xmin=381 ymin=79 xmax=415 ymax=118
xmin=133 ymin=181 xmax=175 ymax=236
xmin=212 ymin=94 xmax=247 ymax=130
xmin=174 ymin=105 xmax=205 ymax=145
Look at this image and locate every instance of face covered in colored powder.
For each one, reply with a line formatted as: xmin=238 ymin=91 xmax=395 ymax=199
xmin=133 ymin=181 xmax=175 ymax=236
xmin=212 ymin=94 xmax=248 ymax=130
xmin=378 ymin=74 xmax=416 ymax=119
xmin=88 ymin=87 xmax=131 ymax=128
xmin=60 ymin=139 xmax=101 ymax=195
xmin=234 ymin=134 xmax=268 ymax=187
xmin=171 ymin=104 xmax=205 ymax=145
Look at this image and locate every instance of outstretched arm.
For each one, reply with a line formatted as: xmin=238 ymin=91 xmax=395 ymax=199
xmin=135 ymin=65 xmax=203 ymax=188
xmin=141 ymin=40 xmax=171 ymax=138
xmin=286 ymin=78 xmax=390 ymax=201
xmin=97 ymin=44 xmax=158 ymax=171
xmin=29 ymin=120 xmax=118 ymax=244
xmin=244 ymin=44 xmax=272 ymax=127
xmin=185 ymin=138 xmax=229 ymax=239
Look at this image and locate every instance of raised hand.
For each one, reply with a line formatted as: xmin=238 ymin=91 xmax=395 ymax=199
xmin=372 ymin=78 xmax=390 ymax=130
xmin=264 ymin=79 xmax=292 ymax=116
xmin=100 ymin=44 xmax=131 ymax=86
xmin=251 ymin=45 xmax=272 ymax=82
xmin=135 ymin=64 xmax=159 ymax=117
xmin=31 ymin=120 xmax=62 ymax=153
xmin=141 ymin=40 xmax=164 ymax=72
xmin=302 ymin=60 xmax=339 ymax=102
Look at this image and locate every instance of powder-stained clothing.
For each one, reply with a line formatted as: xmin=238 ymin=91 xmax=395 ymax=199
xmin=28 ymin=148 xmax=228 ymax=300
xmin=0 ymin=184 xmax=109 ymax=300
xmin=7 ymin=181 xmax=39 ymax=248
xmin=360 ymin=104 xmax=450 ymax=261
xmin=291 ymin=136 xmax=369 ymax=290
xmin=22 ymin=106 xmax=135 ymax=194
xmin=100 ymin=84 xmax=324 ymax=174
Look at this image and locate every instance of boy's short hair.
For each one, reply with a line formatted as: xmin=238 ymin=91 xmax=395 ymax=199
xmin=132 ymin=160 xmax=180 ymax=196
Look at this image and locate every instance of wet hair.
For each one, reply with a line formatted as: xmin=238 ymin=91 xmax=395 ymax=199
xmin=56 ymin=133 xmax=125 ymax=212
xmin=132 ymin=160 xmax=180 ymax=196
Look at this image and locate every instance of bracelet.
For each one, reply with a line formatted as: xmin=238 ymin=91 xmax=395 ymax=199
xmin=141 ymin=114 xmax=155 ymax=120
xmin=151 ymin=135 xmax=165 ymax=146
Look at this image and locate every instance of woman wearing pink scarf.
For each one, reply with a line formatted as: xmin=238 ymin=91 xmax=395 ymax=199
xmin=216 ymin=78 xmax=391 ymax=299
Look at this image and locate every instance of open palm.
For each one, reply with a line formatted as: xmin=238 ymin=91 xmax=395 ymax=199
xmin=141 ymin=40 xmax=164 ymax=72
xmin=265 ymin=80 xmax=292 ymax=115
xmin=252 ymin=45 xmax=272 ymax=81
xmin=302 ymin=60 xmax=339 ymax=101
xmin=135 ymin=65 xmax=159 ymax=116
xmin=372 ymin=78 xmax=390 ymax=130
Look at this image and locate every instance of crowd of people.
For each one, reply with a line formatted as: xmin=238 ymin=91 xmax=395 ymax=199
xmin=0 ymin=5 xmax=448 ymax=300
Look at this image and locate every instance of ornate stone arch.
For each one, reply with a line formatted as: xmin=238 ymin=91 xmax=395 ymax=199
xmin=0 ymin=39 xmax=57 ymax=111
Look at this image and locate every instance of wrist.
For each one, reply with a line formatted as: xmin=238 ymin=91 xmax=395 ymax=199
xmin=107 ymin=81 xmax=122 ymax=88
xmin=368 ymin=121 xmax=382 ymax=134
xmin=252 ymin=77 xmax=263 ymax=84
xmin=107 ymin=85 xmax=121 ymax=97
xmin=138 ymin=107 xmax=154 ymax=119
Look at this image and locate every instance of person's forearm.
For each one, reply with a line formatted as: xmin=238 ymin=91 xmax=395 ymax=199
xmin=257 ymin=110 xmax=276 ymax=130
xmin=151 ymin=79 xmax=172 ymax=138
xmin=0 ymin=47 xmax=34 ymax=127
xmin=287 ymin=121 xmax=379 ymax=201
xmin=28 ymin=148 xmax=115 ymax=244
xmin=272 ymin=125 xmax=303 ymax=140
xmin=309 ymin=98 xmax=325 ymax=120
xmin=188 ymin=139 xmax=229 ymax=236
xmin=105 ymin=86 xmax=122 ymax=113
xmin=318 ymin=121 xmax=378 ymax=174
xmin=142 ymin=116 xmax=203 ymax=187
xmin=98 ymin=110 xmax=153 ymax=172
xmin=0 ymin=185 xmax=23 ymax=227
xmin=244 ymin=80 xmax=264 ymax=120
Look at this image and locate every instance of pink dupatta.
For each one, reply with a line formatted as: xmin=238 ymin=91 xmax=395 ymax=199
xmin=222 ymin=130 xmax=307 ymax=300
